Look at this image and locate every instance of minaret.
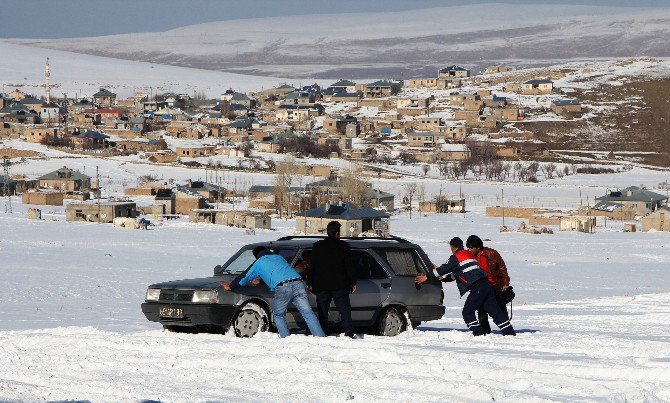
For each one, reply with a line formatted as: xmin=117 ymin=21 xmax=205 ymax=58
xmin=45 ymin=57 xmax=51 ymax=104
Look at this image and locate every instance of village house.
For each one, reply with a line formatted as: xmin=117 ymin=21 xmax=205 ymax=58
xmin=152 ymin=186 xmax=208 ymax=215
xmin=594 ymin=186 xmax=668 ymax=216
xmin=323 ymin=115 xmax=358 ymax=135
xmin=295 ymin=201 xmax=390 ymax=237
xmin=93 ymin=88 xmax=117 ymax=106
xmin=408 ymin=77 xmax=438 ymax=88
xmin=327 ymin=80 xmax=357 ymax=93
xmin=438 ymin=143 xmax=472 ymax=161
xmin=69 ymin=129 xmax=111 ymax=149
xmin=551 ymin=99 xmax=582 ymax=116
xmin=364 ymin=80 xmax=403 ymax=98
xmin=419 ymin=197 xmax=466 ymax=213
xmin=37 ymin=166 xmax=91 ymax=191
xmin=641 ymin=207 xmax=670 ymax=232
xmin=25 ymin=126 xmax=58 ymax=143
xmin=0 ymin=105 xmax=40 ymax=124
xmin=485 ymin=66 xmax=516 ymax=74
xmin=66 ymin=200 xmax=137 ymax=223
xmin=407 ymin=132 xmax=444 ymax=148
xmin=175 ymin=145 xmax=216 ymax=157
xmin=522 ymin=79 xmax=554 ymax=95
xmin=22 ymin=190 xmax=65 ymax=206
xmin=189 ymin=209 xmax=271 ymax=229
xmin=439 ymin=65 xmax=470 ymax=79
xmin=184 ymin=180 xmax=228 ymax=202
xmin=305 ymin=178 xmax=395 ymax=211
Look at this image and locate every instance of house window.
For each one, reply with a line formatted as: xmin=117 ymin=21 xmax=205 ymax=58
xmin=306 ymin=220 xmax=311 ymax=228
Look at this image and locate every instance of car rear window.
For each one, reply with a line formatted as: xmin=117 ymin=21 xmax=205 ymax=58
xmin=374 ymin=248 xmax=427 ymax=276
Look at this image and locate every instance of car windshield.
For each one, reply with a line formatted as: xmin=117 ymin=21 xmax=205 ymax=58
xmin=219 ymin=247 xmax=298 ymax=275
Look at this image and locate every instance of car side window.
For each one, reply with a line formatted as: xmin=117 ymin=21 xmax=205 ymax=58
xmin=272 ymin=248 xmax=297 ymax=264
xmin=375 ymin=248 xmax=427 ymax=276
xmin=352 ymin=250 xmax=388 ymax=280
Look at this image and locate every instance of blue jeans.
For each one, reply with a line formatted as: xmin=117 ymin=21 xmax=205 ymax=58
xmin=273 ymin=281 xmax=325 ymax=338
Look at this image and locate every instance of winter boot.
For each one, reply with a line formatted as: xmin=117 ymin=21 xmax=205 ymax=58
xmin=501 ymin=326 xmax=516 ymax=336
xmin=471 ymin=325 xmax=486 ymax=336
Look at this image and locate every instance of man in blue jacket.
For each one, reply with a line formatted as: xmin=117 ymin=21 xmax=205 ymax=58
xmin=415 ymin=237 xmax=515 ymax=336
xmin=221 ymin=246 xmax=325 ymax=338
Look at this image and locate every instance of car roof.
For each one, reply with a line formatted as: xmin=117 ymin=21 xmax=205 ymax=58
xmin=245 ymin=236 xmax=421 ymax=250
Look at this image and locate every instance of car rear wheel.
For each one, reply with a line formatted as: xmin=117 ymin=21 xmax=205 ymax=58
xmin=375 ymin=307 xmax=406 ymax=337
xmin=231 ymin=303 xmax=269 ymax=338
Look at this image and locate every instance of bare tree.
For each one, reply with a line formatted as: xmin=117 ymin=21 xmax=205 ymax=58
xmin=274 ymin=156 xmax=298 ymax=218
xmin=403 ymin=183 xmax=418 ymax=219
xmin=341 ymin=168 xmax=367 ymax=206
xmin=422 ymin=164 xmax=430 ymax=176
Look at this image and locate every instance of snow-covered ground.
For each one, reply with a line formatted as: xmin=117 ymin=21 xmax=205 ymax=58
xmin=1 ymin=149 xmax=670 ymax=400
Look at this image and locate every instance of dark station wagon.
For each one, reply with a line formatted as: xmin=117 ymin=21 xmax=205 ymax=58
xmin=142 ymin=236 xmax=445 ymax=337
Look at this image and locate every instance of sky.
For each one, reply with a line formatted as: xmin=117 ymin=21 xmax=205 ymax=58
xmin=1 ymin=0 xmax=667 ymax=39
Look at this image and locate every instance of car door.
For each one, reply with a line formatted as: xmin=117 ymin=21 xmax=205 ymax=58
xmin=373 ymin=247 xmax=443 ymax=307
xmin=346 ymin=249 xmax=392 ymax=325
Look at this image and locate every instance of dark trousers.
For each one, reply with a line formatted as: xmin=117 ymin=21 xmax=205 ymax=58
xmin=462 ymin=281 xmax=515 ymax=336
xmin=316 ymin=290 xmax=354 ymax=336
xmin=477 ymin=289 xmax=509 ymax=334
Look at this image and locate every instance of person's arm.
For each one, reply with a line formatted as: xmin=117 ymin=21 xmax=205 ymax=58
xmin=416 ymin=255 xmax=458 ymax=284
xmin=224 ymin=261 xmax=260 ymax=290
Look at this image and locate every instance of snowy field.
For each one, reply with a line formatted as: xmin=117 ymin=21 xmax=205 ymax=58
xmin=1 ymin=154 xmax=670 ymax=400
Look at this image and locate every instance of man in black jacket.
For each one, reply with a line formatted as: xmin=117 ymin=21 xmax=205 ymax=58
xmin=308 ymin=221 xmax=357 ymax=338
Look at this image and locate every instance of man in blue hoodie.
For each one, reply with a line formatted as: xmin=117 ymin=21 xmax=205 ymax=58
xmin=221 ymin=246 xmax=325 ymax=338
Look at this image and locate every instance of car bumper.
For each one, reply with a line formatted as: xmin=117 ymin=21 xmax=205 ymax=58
xmin=141 ymin=302 xmax=237 ymax=328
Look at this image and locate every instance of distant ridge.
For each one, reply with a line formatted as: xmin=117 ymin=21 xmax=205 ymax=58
xmin=8 ymin=4 xmax=670 ymax=79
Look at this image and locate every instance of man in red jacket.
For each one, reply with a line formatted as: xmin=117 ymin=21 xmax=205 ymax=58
xmin=416 ymin=237 xmax=515 ymax=336
xmin=466 ymin=235 xmax=512 ymax=335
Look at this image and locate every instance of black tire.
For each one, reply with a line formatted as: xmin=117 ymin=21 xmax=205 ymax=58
xmin=231 ymin=303 xmax=269 ymax=338
xmin=374 ymin=307 xmax=406 ymax=337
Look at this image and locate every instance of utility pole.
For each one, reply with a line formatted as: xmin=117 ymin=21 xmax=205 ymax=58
xmin=3 ymin=157 xmax=12 ymax=213
xmin=96 ymin=166 xmax=101 ymax=224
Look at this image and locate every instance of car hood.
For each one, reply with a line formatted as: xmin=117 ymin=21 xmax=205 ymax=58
xmin=150 ymin=275 xmax=236 ymax=290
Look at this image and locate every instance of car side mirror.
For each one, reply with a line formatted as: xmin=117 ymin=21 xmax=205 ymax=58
xmin=214 ymin=264 xmax=222 ymax=275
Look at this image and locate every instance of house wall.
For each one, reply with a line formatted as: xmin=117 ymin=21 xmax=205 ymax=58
xmin=66 ymin=203 xmax=136 ymax=223
xmin=22 ymin=192 xmax=64 ymax=206
xmin=39 ymin=179 xmax=87 ymax=192
xmin=486 ymin=207 xmax=560 ymax=219
xmin=641 ymin=211 xmax=669 ymax=232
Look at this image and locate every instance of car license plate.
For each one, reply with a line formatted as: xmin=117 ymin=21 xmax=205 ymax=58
xmin=159 ymin=307 xmax=184 ymax=318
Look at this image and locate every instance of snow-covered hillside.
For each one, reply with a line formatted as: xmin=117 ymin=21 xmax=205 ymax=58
xmin=10 ymin=4 xmax=670 ymax=78
xmin=0 ymin=42 xmax=298 ymax=98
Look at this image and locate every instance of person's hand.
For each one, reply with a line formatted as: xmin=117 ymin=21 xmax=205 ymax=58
xmin=250 ymin=279 xmax=261 ymax=286
xmin=432 ymin=263 xmax=437 ymax=269
xmin=351 ymin=285 xmax=357 ymax=293
xmin=415 ymin=274 xmax=428 ymax=284
xmin=307 ymin=285 xmax=313 ymax=292
xmin=501 ymin=285 xmax=509 ymax=291
xmin=220 ymin=282 xmax=231 ymax=291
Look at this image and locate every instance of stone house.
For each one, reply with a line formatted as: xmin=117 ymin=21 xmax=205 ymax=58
xmin=37 ymin=167 xmax=91 ymax=191
xmin=175 ymin=145 xmax=216 ymax=157
xmin=327 ymin=80 xmax=357 ymax=93
xmin=522 ymin=79 xmax=554 ymax=95
xmin=364 ymin=80 xmax=403 ymax=98
xmin=93 ymin=88 xmax=117 ymax=106
xmin=66 ymin=200 xmax=137 ymax=223
xmin=22 ymin=191 xmax=65 ymax=206
xmin=594 ymin=186 xmax=668 ymax=216
xmin=438 ymin=66 xmax=470 ymax=79
xmin=323 ymin=115 xmax=357 ymax=135
xmin=407 ymin=132 xmax=444 ymax=147
xmin=408 ymin=78 xmax=438 ymax=88
xmin=25 ymin=126 xmax=58 ymax=143
xmin=551 ymin=99 xmax=582 ymax=115
xmin=419 ymin=198 xmax=466 ymax=213
xmin=438 ymin=143 xmax=472 ymax=161
xmin=295 ymin=201 xmax=390 ymax=236
xmin=189 ymin=209 xmax=271 ymax=229
xmin=641 ymin=207 xmax=670 ymax=232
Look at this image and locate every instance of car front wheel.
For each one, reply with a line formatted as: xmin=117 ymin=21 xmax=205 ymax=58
xmin=374 ymin=307 xmax=406 ymax=337
xmin=230 ymin=303 xmax=269 ymax=337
